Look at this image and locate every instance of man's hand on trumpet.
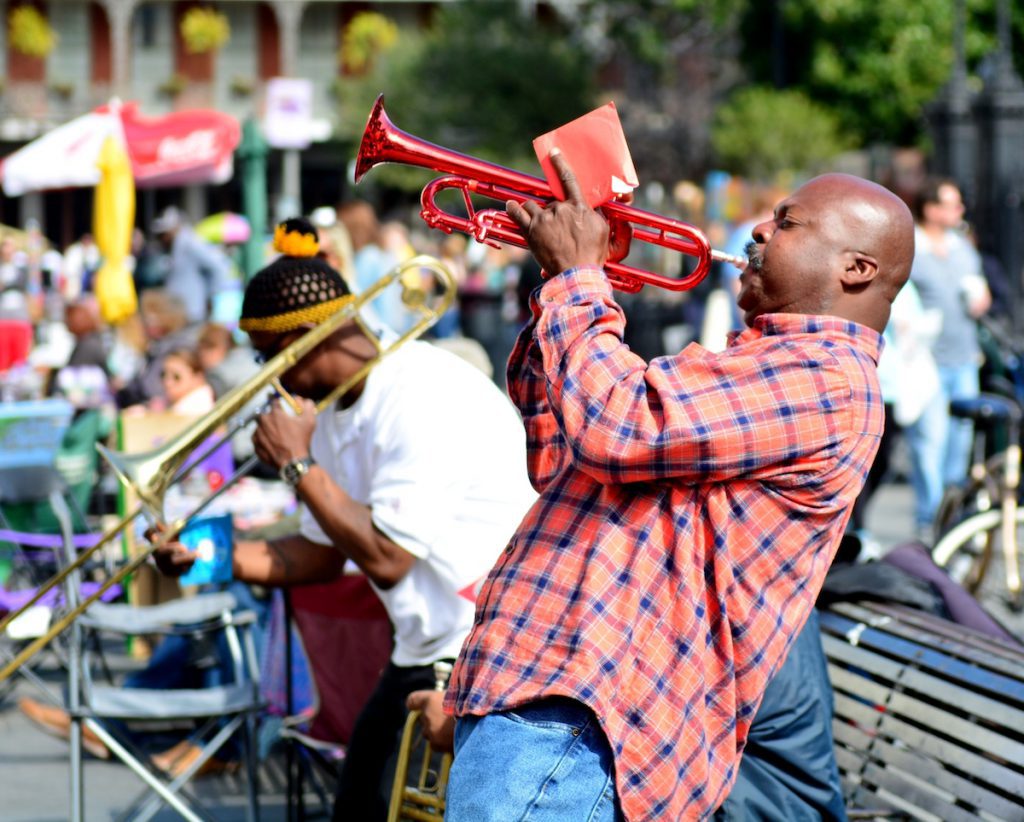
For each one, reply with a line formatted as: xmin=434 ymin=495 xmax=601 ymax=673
xmin=506 ymin=149 xmax=609 ymax=277
xmin=252 ymin=397 xmax=317 ymax=470
xmin=406 ymin=690 xmax=455 ymax=754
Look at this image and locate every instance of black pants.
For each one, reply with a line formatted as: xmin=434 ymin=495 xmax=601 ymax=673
xmin=332 ymin=660 xmax=450 ymax=822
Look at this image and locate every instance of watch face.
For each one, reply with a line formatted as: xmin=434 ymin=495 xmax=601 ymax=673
xmin=280 ymin=460 xmax=305 ymax=486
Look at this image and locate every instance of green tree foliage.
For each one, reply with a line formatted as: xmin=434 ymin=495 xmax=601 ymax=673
xmin=711 ymin=86 xmax=853 ymax=179
xmin=577 ymin=0 xmax=744 ymax=77
xmin=738 ymin=0 xmax=1024 ymax=148
xmin=571 ymin=0 xmax=747 ymax=182
xmin=338 ymin=1 xmax=596 ymax=190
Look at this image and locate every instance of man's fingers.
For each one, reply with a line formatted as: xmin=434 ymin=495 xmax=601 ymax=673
xmin=406 ymin=690 xmax=429 ymax=711
xmin=506 ymin=200 xmax=530 ymax=230
xmin=550 ymin=150 xmax=584 ymax=204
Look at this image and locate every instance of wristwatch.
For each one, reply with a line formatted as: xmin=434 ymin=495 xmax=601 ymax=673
xmin=279 ymin=455 xmax=315 ymax=487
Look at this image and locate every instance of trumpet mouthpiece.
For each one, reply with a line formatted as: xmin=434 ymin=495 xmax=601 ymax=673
xmin=712 ymin=249 xmax=748 ymax=269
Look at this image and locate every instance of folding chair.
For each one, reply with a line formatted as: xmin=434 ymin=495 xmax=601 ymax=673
xmin=0 ymin=399 xmax=262 ymax=820
xmin=273 ymin=575 xmax=394 ymax=820
xmin=0 ymin=400 xmax=124 ymax=711
xmin=0 ymin=399 xmax=81 ymax=695
xmin=73 ymin=591 xmax=264 ymax=822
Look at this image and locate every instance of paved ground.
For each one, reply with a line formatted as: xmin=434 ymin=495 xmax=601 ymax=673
xmin=0 ymin=478 xmax=1021 ymax=821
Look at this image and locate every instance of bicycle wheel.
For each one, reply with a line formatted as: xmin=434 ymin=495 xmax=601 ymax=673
xmin=931 ymin=507 xmax=1024 ymax=599
xmin=933 ymin=455 xmax=1005 ymax=537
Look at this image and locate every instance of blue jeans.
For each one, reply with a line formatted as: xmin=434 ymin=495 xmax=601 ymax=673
xmin=124 ymin=581 xmax=269 ymax=690
xmin=715 ymin=609 xmax=847 ymax=821
xmin=447 ymin=697 xmax=623 ymax=822
xmin=905 ymin=389 xmax=950 ymax=528
xmin=938 ymin=363 xmax=979 ymax=487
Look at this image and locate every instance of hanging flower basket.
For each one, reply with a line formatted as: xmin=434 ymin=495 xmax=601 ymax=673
xmin=158 ymin=73 xmax=189 ymax=98
xmin=8 ymin=5 xmax=58 ymax=58
xmin=340 ymin=12 xmax=398 ymax=74
xmin=180 ymin=7 xmax=230 ymax=55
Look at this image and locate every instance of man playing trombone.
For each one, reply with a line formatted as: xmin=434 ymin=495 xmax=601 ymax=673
xmin=154 ymin=218 xmax=536 ymax=821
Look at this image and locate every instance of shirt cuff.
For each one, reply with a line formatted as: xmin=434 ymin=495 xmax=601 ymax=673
xmin=537 ymin=266 xmax=612 ymax=306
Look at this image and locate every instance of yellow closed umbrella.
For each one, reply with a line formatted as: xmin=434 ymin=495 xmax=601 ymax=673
xmin=93 ymin=135 xmax=137 ymax=325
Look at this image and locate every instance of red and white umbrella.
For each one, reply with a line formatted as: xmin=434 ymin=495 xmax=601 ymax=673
xmin=0 ymin=99 xmax=240 ymax=196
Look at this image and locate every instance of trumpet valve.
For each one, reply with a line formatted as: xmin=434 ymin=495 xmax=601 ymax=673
xmin=433 ymin=660 xmax=453 ymax=691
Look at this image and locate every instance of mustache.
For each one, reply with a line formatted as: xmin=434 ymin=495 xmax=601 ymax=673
xmin=744 ymin=240 xmax=763 ymax=272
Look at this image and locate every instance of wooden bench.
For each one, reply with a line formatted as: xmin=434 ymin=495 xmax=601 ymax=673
xmin=820 ymin=600 xmax=1024 ymax=821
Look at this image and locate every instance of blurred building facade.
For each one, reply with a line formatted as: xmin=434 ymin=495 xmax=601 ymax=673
xmin=0 ymin=0 xmax=460 ymax=242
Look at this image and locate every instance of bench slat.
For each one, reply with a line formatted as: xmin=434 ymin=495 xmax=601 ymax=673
xmin=828 ymin=662 xmax=899 ymax=706
xmin=832 ymin=717 xmax=878 ymax=753
xmin=872 ymin=714 xmax=1024 ymax=811
xmin=820 ymin=611 xmax=1024 ymax=705
xmin=857 ymin=761 xmax=982 ymax=822
xmin=822 ymin=633 xmax=906 ymax=684
xmin=858 ymin=603 xmax=1024 ymax=667
xmin=832 ymin=601 xmax=1024 ymax=670
xmin=832 ymin=691 xmax=890 ymax=732
xmin=866 ymin=736 xmax=1020 ymax=818
xmin=821 ymin=602 xmax=1024 ymax=819
xmin=883 ymin=689 xmax=1024 ymax=766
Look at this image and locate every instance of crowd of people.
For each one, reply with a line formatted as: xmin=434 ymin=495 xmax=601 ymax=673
xmin=1 ymin=158 xmax=1017 ymax=821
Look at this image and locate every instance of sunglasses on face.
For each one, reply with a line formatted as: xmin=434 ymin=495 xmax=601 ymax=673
xmin=253 ymin=329 xmax=309 ymax=365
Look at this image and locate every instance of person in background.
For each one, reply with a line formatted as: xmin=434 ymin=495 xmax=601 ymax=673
xmin=441 ymin=156 xmax=913 ymax=821
xmin=310 ymin=206 xmax=358 ymax=291
xmin=61 ymin=232 xmax=100 ymax=301
xmin=0 ymin=235 xmax=30 ymax=322
xmin=719 ymin=184 xmax=786 ymax=331
xmin=337 ymin=200 xmax=402 ymax=332
xmin=865 ymin=280 xmax=944 ymax=543
xmin=114 ymin=290 xmax=199 ymax=408
xmin=63 ymin=295 xmax=109 ymax=373
xmin=151 ymin=206 xmax=232 ymax=326
xmin=196 ymin=323 xmax=259 ymax=400
xmin=154 ymin=347 xmax=215 ymax=415
xmin=196 ymin=322 xmax=262 ymax=464
xmin=908 ymin=178 xmax=990 ymax=538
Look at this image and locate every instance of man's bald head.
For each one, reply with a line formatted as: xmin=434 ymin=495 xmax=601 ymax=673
xmin=737 ymin=173 xmax=914 ymax=333
xmin=808 ymin=173 xmax=914 ymax=300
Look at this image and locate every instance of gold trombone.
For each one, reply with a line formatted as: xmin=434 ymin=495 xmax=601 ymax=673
xmin=388 ymin=661 xmax=453 ymax=822
xmin=0 ymin=255 xmax=456 ymax=683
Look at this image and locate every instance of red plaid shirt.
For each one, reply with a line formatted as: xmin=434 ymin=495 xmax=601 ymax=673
xmin=446 ymin=267 xmax=883 ymax=820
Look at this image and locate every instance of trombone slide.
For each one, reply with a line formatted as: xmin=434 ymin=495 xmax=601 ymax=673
xmin=0 ymin=256 xmax=456 ymax=683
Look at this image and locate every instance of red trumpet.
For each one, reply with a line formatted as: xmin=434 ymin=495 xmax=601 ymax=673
xmin=355 ymin=95 xmax=746 ymax=293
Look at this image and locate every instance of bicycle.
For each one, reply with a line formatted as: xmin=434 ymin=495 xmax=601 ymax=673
xmin=930 ymin=317 xmax=1024 ymax=611
xmin=930 ymin=393 xmax=1022 ymax=609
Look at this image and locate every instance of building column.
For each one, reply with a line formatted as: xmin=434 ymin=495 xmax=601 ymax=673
xmin=925 ymin=0 xmax=976 ymax=205
xmin=271 ymin=1 xmax=309 ymax=217
xmin=972 ymin=0 xmax=1024 ymax=327
xmin=272 ymin=0 xmax=307 ymax=77
xmin=103 ymin=0 xmax=138 ymax=100
xmin=20 ymin=192 xmax=45 ymax=235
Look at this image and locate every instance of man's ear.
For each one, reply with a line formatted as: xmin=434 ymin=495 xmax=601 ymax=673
xmin=840 ymin=252 xmax=879 ymax=288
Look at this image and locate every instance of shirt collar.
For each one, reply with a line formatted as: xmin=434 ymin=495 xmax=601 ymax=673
xmin=727 ymin=313 xmax=883 ymax=363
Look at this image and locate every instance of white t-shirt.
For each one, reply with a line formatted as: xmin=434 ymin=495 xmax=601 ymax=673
xmin=300 ymin=340 xmax=537 ymax=666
